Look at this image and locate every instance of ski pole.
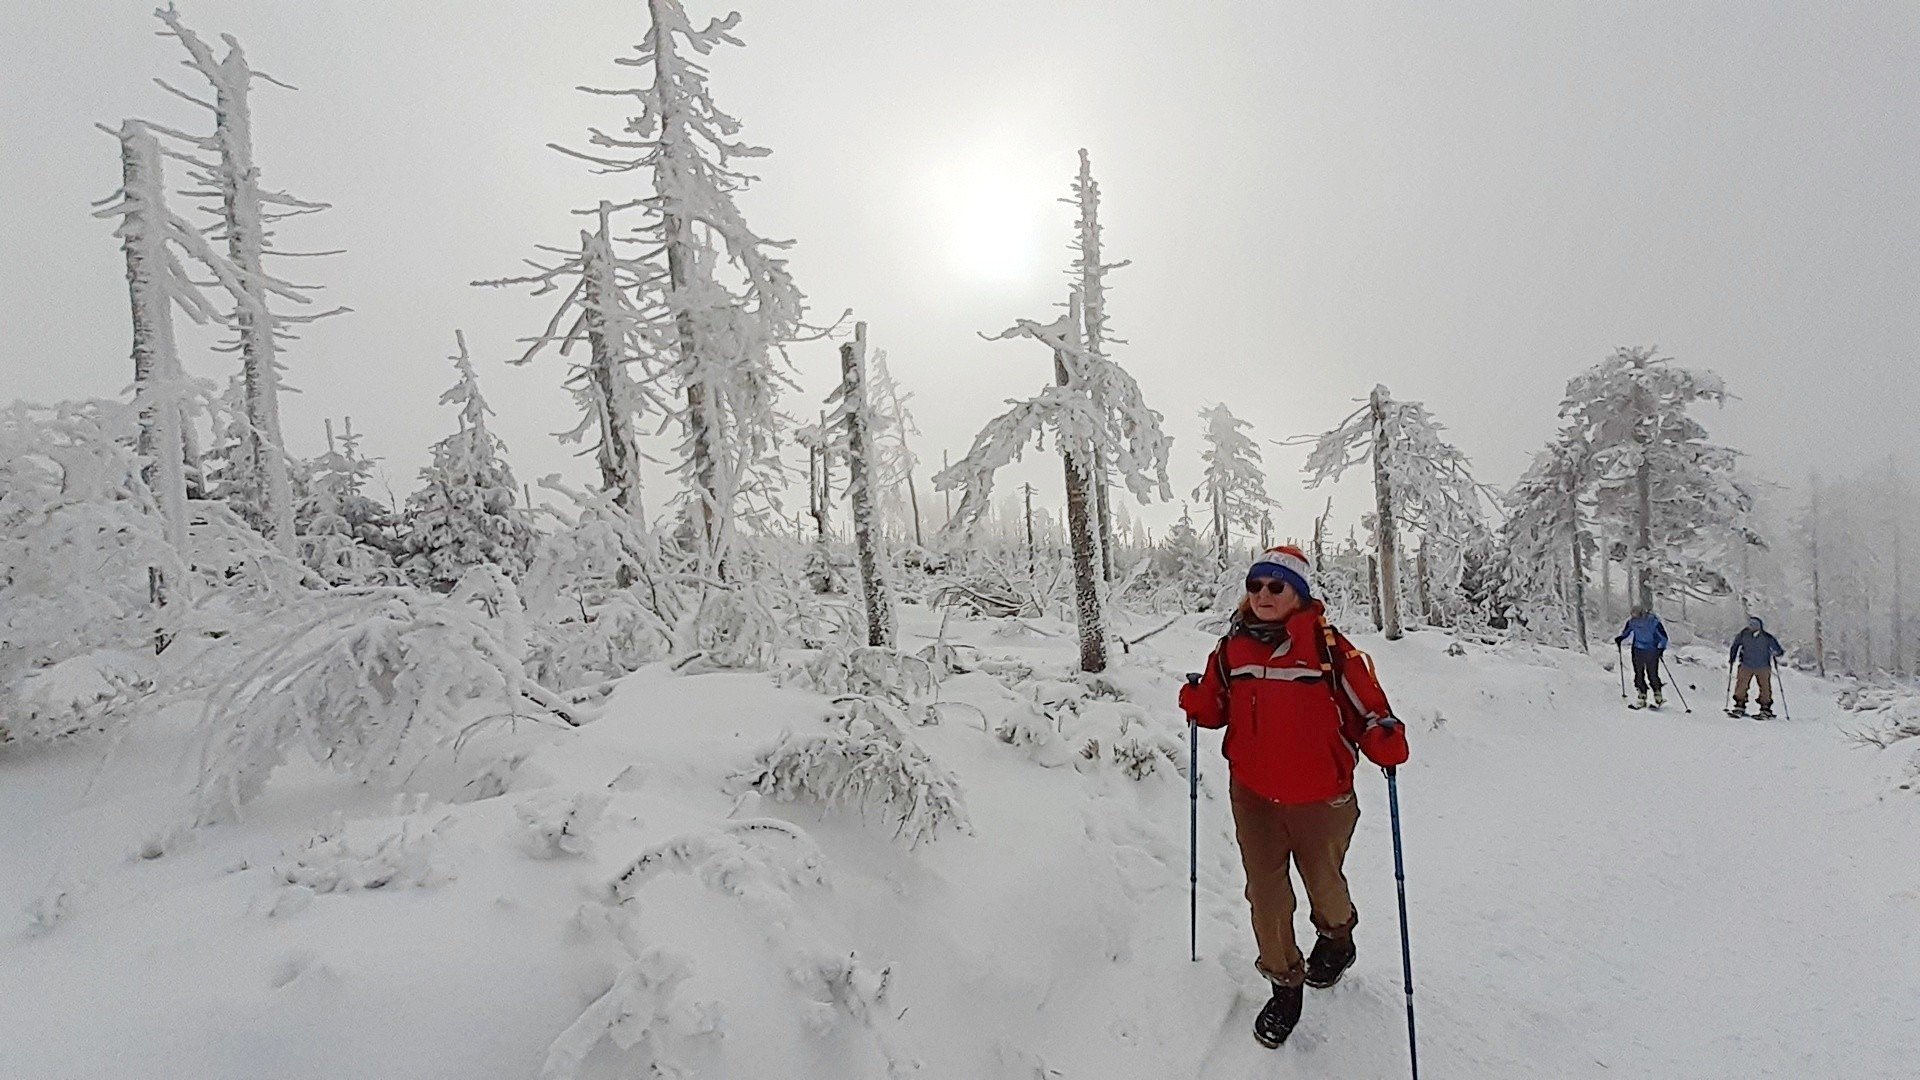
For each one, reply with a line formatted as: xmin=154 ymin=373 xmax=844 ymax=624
xmin=1386 ymin=766 xmax=1420 ymax=1080
xmin=1660 ymin=656 xmax=1692 ymax=713
xmin=1724 ymin=660 xmax=1736 ymax=714
xmin=1773 ymin=658 xmax=1791 ymax=721
xmin=1616 ymin=641 xmax=1627 ymax=699
xmin=1186 ymin=672 xmax=1202 ymax=963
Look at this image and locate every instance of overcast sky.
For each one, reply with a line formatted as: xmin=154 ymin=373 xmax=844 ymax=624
xmin=4 ymin=1 xmax=1915 ymax=539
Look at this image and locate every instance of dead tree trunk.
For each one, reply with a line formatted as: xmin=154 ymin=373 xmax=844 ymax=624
xmin=1023 ymin=482 xmax=1037 ymax=580
xmin=840 ymin=322 xmax=893 ymax=648
xmin=1370 ymin=386 xmax=1404 ymax=640
xmin=1369 ymin=556 xmax=1384 ymax=631
xmin=581 ymin=207 xmax=645 ymax=516
xmin=1055 ymin=297 xmax=1107 ymax=673
xmin=114 ymin=122 xmax=190 ymax=633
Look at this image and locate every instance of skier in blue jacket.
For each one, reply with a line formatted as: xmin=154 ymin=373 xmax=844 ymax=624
xmin=1616 ymin=607 xmax=1670 ymax=708
xmin=1728 ymin=616 xmax=1786 ymax=718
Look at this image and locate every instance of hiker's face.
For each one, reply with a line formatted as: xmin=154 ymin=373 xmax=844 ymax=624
xmin=1247 ymin=577 xmax=1299 ymax=621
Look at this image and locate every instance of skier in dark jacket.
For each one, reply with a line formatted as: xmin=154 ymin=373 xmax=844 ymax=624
xmin=1728 ymin=616 xmax=1786 ymax=718
xmin=1616 ymin=608 xmax=1670 ymax=708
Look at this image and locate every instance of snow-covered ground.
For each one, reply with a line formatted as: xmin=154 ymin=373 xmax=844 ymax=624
xmin=4 ymin=612 xmax=1917 ymax=1079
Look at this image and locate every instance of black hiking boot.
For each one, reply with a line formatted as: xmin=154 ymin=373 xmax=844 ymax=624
xmin=1253 ymin=983 xmax=1303 ymax=1048
xmin=1303 ymin=934 xmax=1357 ymax=989
xmin=1757 ymin=707 xmax=1776 ymax=720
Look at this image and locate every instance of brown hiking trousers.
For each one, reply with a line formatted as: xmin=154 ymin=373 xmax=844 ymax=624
xmin=1733 ymin=665 xmax=1774 ymax=709
xmin=1230 ymin=781 xmax=1361 ymax=986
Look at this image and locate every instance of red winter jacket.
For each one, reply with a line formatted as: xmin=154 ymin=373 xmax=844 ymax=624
xmin=1178 ymin=602 xmax=1406 ymax=805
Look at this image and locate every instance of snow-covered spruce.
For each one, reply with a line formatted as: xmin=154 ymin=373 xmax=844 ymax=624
xmin=401 ymin=331 xmax=537 ymax=591
xmin=1194 ymin=403 xmax=1273 ymax=572
xmin=295 ymin=417 xmax=398 ymax=586
xmin=1501 ymin=428 xmax=1597 ymax=648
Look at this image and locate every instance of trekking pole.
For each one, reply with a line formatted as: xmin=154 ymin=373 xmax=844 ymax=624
xmin=1660 ymin=657 xmax=1692 ymax=713
xmin=1186 ymin=673 xmax=1202 ymax=963
xmin=1724 ymin=660 xmax=1736 ymax=714
xmin=1616 ymin=641 xmax=1627 ymax=699
xmin=1385 ymin=766 xmax=1420 ymax=1080
xmin=1773 ymin=658 xmax=1791 ymax=721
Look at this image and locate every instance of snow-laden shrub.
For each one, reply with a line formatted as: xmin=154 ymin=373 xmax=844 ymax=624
xmin=278 ymin=812 xmax=454 ymax=893
xmin=174 ymin=567 xmax=560 ymax=821
xmin=513 ymin=791 xmax=609 ymax=858
xmin=520 ymin=484 xmax=675 ymax=689
xmin=0 ymin=401 xmax=182 ymax=705
xmin=527 ymin=590 xmax=672 ymax=693
xmin=571 ymin=818 xmax=914 ymax=1078
xmin=682 ymin=577 xmax=789 ymax=672
xmin=539 ymin=945 xmax=719 ymax=1080
xmin=1838 ymin=684 xmax=1920 ymax=749
xmin=779 ymin=645 xmax=939 ymax=709
xmin=736 ymin=704 xmax=970 ymax=848
xmin=608 ymin=818 xmax=829 ymax=903
xmin=2 ymin=649 xmax=153 ymax=744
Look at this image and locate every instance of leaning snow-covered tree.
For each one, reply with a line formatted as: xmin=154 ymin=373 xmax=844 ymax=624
xmin=401 ymin=332 xmax=537 ymax=591
xmin=1291 ymin=385 xmax=1485 ymax=640
xmin=936 ymin=291 xmax=1110 ymax=671
xmin=1194 ymin=403 xmax=1271 ymax=573
xmin=551 ymin=0 xmax=807 ymax=569
xmin=477 ymin=202 xmax=659 ymax=517
xmin=1501 ymin=429 xmax=1596 ymax=648
xmin=155 ymin=5 xmax=346 ymax=551
xmin=1558 ymin=346 xmax=1753 ymax=611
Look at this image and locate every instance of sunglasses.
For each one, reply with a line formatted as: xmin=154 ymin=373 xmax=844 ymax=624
xmin=1245 ymin=578 xmax=1292 ymax=596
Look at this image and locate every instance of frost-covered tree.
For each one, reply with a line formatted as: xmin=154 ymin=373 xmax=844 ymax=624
xmin=156 ymin=6 xmax=345 ymax=552
xmin=866 ymin=348 xmax=923 ymax=547
xmin=936 ymin=291 xmax=1108 ymax=671
xmin=478 ymin=203 xmax=658 ymax=516
xmin=1148 ymin=505 xmax=1216 ymax=613
xmin=402 ymin=332 xmax=537 ymax=591
xmin=95 ymin=120 xmax=221 ymax=582
xmin=297 ymin=417 xmax=395 ymax=585
xmin=1501 ymin=429 xmax=1596 ymax=648
xmin=1293 ymin=385 xmax=1485 ymax=639
xmin=201 ymin=374 xmax=265 ymax=529
xmin=551 ymin=0 xmax=806 ymax=568
xmin=1064 ymin=149 xmax=1172 ymax=580
xmin=1193 ymin=404 xmax=1270 ymax=572
xmin=1559 ymin=347 xmax=1751 ymax=610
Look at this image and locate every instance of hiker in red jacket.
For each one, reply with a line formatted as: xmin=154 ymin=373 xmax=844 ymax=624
xmin=1178 ymin=545 xmax=1409 ymax=1049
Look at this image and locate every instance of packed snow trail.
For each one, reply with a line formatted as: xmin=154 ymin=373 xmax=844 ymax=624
xmin=2 ymin=616 xmax=1916 ymax=1078
xmin=1168 ymin=627 xmax=1920 ymax=1079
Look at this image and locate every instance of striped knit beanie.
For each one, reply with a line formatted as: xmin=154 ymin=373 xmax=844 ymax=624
xmin=1248 ymin=545 xmax=1313 ymax=601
